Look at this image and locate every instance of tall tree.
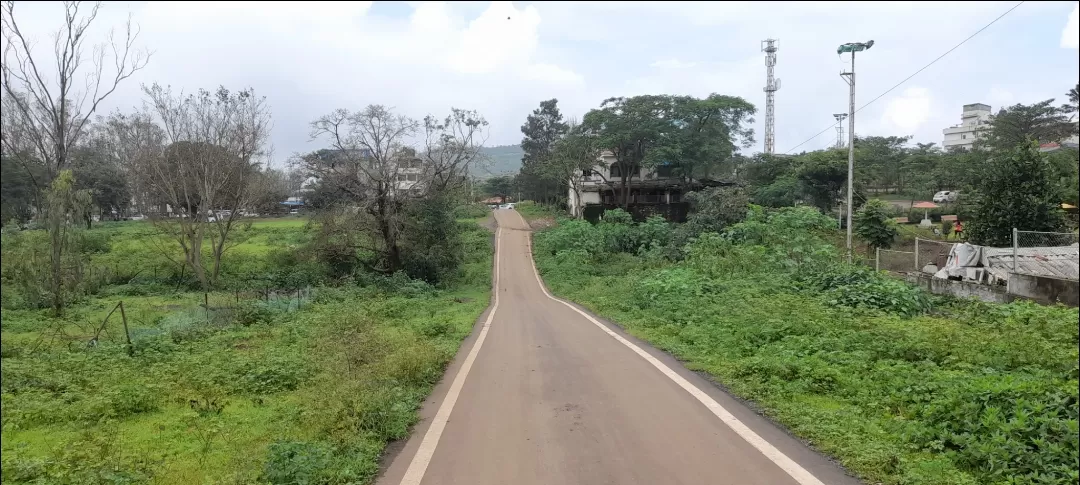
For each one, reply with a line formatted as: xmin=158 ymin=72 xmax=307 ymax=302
xmin=0 ymin=0 xmax=150 ymax=180
xmin=648 ymin=94 xmax=756 ymax=186
xmin=966 ymin=142 xmax=1065 ymax=246
xmin=796 ymin=149 xmax=851 ymax=212
xmin=1062 ymin=83 xmax=1079 ymax=125
xmin=981 ymin=100 xmax=1074 ymax=151
xmin=519 ymin=99 xmax=568 ymax=204
xmin=1 ymin=0 xmax=149 ymax=311
xmin=854 ymin=135 xmax=910 ymax=193
xmin=582 ymin=95 xmax=668 ymax=209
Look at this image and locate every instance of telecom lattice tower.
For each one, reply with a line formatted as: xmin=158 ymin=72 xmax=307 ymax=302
xmin=761 ymin=39 xmax=780 ymax=154
xmin=833 ymin=113 xmax=848 ymax=148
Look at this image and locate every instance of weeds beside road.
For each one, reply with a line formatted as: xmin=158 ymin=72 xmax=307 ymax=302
xmin=532 ymin=207 xmax=1079 ymax=485
xmin=1 ymin=217 xmax=493 ymax=484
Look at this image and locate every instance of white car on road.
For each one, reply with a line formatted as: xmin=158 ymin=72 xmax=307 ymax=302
xmin=933 ymin=190 xmax=958 ymax=203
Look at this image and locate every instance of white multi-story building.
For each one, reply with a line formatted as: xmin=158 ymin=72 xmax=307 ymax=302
xmin=942 ymin=103 xmax=992 ymax=151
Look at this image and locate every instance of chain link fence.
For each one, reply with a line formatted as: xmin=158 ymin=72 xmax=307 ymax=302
xmin=1011 ymin=229 xmax=1080 ymax=280
xmin=875 ymin=238 xmax=955 ymax=274
xmin=915 ymin=238 xmax=953 ymax=273
xmin=876 ymin=249 xmax=916 ymax=273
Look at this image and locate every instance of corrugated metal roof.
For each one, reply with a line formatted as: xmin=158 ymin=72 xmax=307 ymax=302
xmin=983 ymin=246 xmax=1080 ymax=281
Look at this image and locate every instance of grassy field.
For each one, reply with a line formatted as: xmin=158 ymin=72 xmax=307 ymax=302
xmin=531 ymin=209 xmax=1079 ymax=485
xmin=1 ymin=215 xmax=493 ymax=484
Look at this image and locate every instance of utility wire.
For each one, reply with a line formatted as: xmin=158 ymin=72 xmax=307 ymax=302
xmin=781 ymin=1 xmax=1026 ymax=155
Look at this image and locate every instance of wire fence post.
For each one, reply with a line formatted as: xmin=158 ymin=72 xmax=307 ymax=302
xmin=914 ymin=237 xmax=920 ymax=271
xmin=875 ymin=247 xmax=880 ymax=271
xmin=1011 ymin=227 xmax=1018 ymax=271
xmin=119 ymin=301 xmax=132 ymax=356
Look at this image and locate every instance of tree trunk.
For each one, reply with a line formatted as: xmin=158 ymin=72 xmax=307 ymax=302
xmin=50 ymin=219 xmax=64 ymax=315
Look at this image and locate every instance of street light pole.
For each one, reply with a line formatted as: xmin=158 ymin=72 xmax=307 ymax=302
xmin=837 ymin=40 xmax=873 ymax=264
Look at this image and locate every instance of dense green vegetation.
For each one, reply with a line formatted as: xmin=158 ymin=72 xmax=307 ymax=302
xmin=532 ymin=206 xmax=1079 ymax=485
xmin=1 ymin=216 xmax=494 ymax=484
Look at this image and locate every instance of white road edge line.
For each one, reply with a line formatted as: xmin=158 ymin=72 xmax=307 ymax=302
xmin=521 ymin=213 xmax=826 ymax=485
xmin=398 ymin=225 xmax=502 ymax=485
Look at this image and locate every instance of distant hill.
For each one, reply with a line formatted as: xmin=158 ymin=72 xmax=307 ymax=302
xmin=473 ymin=145 xmax=523 ymax=178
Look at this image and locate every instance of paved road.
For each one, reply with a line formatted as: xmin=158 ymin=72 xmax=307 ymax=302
xmin=378 ymin=210 xmax=861 ymax=485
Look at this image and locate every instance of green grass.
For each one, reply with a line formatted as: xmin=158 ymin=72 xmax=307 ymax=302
xmin=1 ymin=214 xmax=494 ymax=484
xmin=532 ymin=213 xmax=1079 ymax=485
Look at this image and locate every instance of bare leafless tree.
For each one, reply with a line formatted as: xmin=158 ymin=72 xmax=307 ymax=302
xmin=1 ymin=0 xmax=149 ymax=313
xmin=131 ymin=83 xmax=272 ymax=289
xmin=302 ymin=105 xmax=487 ymax=273
xmin=1 ymin=0 xmax=150 ymax=178
xmin=93 ymin=110 xmax=165 ymax=215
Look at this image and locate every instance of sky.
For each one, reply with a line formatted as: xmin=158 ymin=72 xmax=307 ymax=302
xmin=5 ymin=1 xmax=1080 ymax=167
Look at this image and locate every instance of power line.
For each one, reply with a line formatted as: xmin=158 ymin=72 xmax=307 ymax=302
xmin=781 ymin=1 xmax=1026 ymax=155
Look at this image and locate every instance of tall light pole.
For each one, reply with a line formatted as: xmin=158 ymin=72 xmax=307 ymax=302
xmin=837 ymin=40 xmax=873 ymax=263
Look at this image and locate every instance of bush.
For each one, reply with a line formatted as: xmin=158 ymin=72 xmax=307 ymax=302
xmin=804 ymin=265 xmax=931 ymax=316
xmin=401 ymin=196 xmax=464 ymax=285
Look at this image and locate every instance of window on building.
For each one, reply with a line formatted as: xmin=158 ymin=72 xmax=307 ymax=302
xmin=610 ymin=164 xmax=639 ymax=178
xmin=582 ymin=168 xmax=593 ymax=177
xmin=961 ymin=134 xmax=967 ymax=139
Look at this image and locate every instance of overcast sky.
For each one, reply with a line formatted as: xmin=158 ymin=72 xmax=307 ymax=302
xmin=7 ymin=1 xmax=1080 ymax=167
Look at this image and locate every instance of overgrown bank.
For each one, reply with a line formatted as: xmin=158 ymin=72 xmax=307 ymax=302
xmin=532 ymin=206 xmax=1079 ymax=485
xmin=1 ymin=217 xmax=494 ymax=484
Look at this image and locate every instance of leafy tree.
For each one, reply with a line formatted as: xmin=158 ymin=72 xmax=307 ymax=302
xmin=480 ymin=175 xmax=515 ymax=200
xmin=795 ymin=149 xmax=851 ymax=211
xmin=0 ymin=154 xmax=45 ymax=223
xmin=966 ymin=142 xmax=1065 ymax=246
xmin=400 ymin=194 xmax=463 ymax=285
xmin=854 ymin=135 xmax=910 ymax=193
xmin=71 ymin=144 xmax=131 ymax=223
xmin=981 ymin=100 xmax=1074 ymax=151
xmin=673 ymin=186 xmax=750 ymax=250
xmin=647 ymin=94 xmax=756 ymax=185
xmin=43 ymin=170 xmax=93 ymax=313
xmin=854 ymin=199 xmax=898 ymax=250
xmin=582 ymin=95 xmax=669 ymax=209
xmin=518 ymin=99 xmax=568 ymax=204
xmin=1062 ymin=83 xmax=1078 ymax=125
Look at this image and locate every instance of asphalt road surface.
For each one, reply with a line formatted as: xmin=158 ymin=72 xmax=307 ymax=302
xmin=378 ymin=209 xmax=862 ymax=485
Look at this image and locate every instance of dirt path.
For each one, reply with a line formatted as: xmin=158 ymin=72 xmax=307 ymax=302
xmin=377 ymin=210 xmax=862 ymax=485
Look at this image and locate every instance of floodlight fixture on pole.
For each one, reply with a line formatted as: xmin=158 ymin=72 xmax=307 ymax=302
xmin=838 ymin=40 xmax=873 ymax=264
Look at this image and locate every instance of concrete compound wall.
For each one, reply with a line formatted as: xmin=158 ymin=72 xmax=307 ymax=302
xmin=908 ymin=273 xmax=1079 ymax=307
xmin=1008 ymin=273 xmax=1080 ymax=307
xmin=908 ymin=273 xmax=1008 ymax=303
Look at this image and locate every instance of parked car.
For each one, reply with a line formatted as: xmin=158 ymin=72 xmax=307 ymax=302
xmin=933 ymin=190 xmax=958 ymax=203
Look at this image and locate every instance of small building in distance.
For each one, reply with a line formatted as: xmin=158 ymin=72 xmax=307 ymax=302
xmin=942 ymin=103 xmax=992 ymax=151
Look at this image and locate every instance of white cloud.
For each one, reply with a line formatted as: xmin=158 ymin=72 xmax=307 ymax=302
xmin=987 ymin=87 xmax=1015 ymax=109
xmin=447 ymin=1 xmax=541 ymax=74
xmin=650 ymin=59 xmax=698 ymax=69
xmin=1063 ymin=4 xmax=1079 ymax=49
xmin=521 ymin=63 xmax=584 ymax=86
xmin=5 ymin=0 xmax=1076 ymax=158
xmin=882 ymin=87 xmax=932 ymax=134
